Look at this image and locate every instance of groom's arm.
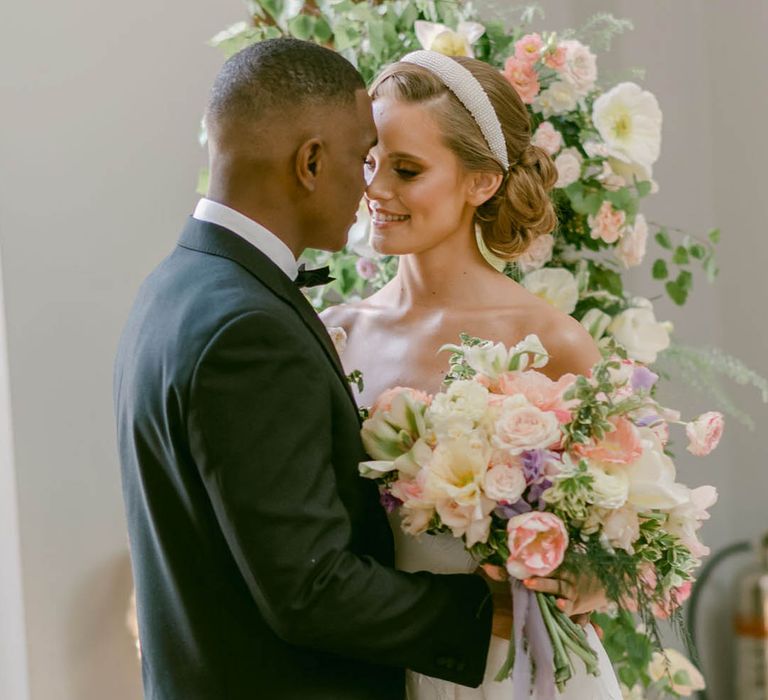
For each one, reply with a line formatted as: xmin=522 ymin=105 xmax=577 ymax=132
xmin=188 ymin=310 xmax=493 ymax=687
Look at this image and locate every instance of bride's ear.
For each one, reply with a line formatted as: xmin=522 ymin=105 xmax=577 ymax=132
xmin=466 ymin=171 xmax=504 ymax=207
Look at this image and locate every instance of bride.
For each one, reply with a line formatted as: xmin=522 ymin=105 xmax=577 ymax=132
xmin=323 ymin=51 xmax=622 ymax=699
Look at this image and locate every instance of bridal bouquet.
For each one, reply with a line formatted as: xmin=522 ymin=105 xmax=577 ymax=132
xmin=359 ymin=335 xmax=720 ymax=696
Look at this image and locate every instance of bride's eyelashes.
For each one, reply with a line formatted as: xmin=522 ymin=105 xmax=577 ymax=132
xmin=364 ymin=156 xmax=420 ymax=181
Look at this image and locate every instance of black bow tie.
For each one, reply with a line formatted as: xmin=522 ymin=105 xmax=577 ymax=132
xmin=294 ymin=264 xmax=335 ymax=288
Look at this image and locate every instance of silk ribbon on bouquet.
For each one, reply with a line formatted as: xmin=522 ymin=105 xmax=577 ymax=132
xmin=511 ymin=580 xmax=557 ymax=699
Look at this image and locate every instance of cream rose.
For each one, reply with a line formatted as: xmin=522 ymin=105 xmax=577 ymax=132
xmin=608 ymin=298 xmax=673 ymax=364
xmin=554 ymin=148 xmax=583 ymax=188
xmin=560 ymin=39 xmax=598 ymax=96
xmin=522 ymin=268 xmax=579 ymax=314
xmin=618 ymin=427 xmax=689 ymax=510
xmin=532 ymin=121 xmax=563 ymax=156
xmin=588 ymin=464 xmax=630 ymax=509
xmin=427 ymin=380 xmax=489 ymax=437
xmin=602 ymin=505 xmax=640 ymax=553
xmin=516 ymin=233 xmax=554 ymax=273
xmin=484 ymin=463 xmax=527 ymax=503
xmin=492 ymin=395 xmax=561 ymax=455
xmin=616 ymin=214 xmax=649 ymax=268
xmin=534 ymin=80 xmax=579 ymax=118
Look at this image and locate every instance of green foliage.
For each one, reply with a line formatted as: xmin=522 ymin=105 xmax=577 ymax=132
xmin=658 ymin=344 xmax=768 ymax=429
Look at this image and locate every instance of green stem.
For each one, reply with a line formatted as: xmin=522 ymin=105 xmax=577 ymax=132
xmin=537 ymin=593 xmax=572 ymax=688
xmin=493 ymin=636 xmax=516 ymax=683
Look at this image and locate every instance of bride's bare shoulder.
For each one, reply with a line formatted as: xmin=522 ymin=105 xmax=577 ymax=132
xmin=318 ymin=293 xmax=383 ymax=335
xmin=501 ymin=284 xmax=600 ymax=377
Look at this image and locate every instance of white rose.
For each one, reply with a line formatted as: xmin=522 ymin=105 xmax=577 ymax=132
xmin=616 ymin=214 xmax=649 ymax=268
xmin=592 ymin=82 xmax=662 ymax=170
xmin=516 ymin=233 xmax=554 ymax=273
xmin=554 ymin=148 xmax=583 ymax=188
xmin=492 ymin=395 xmax=561 ymax=455
xmin=602 ymin=505 xmax=640 ymax=553
xmin=588 ymin=464 xmax=629 ymax=509
xmin=597 ymin=161 xmax=626 ymax=192
xmin=649 ymin=648 xmax=706 ymax=696
xmin=617 ymin=428 xmax=689 ymax=510
xmin=560 ymin=39 xmax=598 ymax=96
xmin=427 ymin=380 xmax=490 ymax=437
xmin=484 ymin=463 xmax=527 ymax=503
xmin=532 ymin=121 xmax=563 ymax=156
xmin=523 ymin=268 xmax=579 ymax=314
xmin=608 ymin=158 xmax=658 ymax=193
xmin=534 ymin=80 xmax=579 ymax=118
xmin=608 ymin=299 xmax=672 ymax=363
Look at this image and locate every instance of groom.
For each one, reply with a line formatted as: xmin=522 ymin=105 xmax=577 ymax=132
xmin=115 ymin=38 xmax=506 ymax=699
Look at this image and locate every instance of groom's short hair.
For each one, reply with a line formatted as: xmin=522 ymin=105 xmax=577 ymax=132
xmin=206 ymin=37 xmax=365 ymax=133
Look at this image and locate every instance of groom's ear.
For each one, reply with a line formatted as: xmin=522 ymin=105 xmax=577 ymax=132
xmin=467 ymin=171 xmax=504 ymax=207
xmin=296 ymin=138 xmax=324 ymax=192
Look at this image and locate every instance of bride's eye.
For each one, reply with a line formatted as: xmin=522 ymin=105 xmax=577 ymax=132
xmin=395 ymin=167 xmax=419 ymax=179
xmin=364 ymin=157 xmax=375 ymax=170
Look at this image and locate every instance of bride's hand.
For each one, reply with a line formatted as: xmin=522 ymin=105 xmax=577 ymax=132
xmin=522 ymin=573 xmax=608 ymax=621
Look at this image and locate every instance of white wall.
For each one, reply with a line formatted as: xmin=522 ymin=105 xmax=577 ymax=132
xmin=1 ymin=0 xmax=766 ymax=698
xmin=0 ymin=1 xmax=243 ymax=698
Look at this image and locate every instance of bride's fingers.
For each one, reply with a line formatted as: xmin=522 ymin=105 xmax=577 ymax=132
xmin=522 ymin=577 xmax=574 ymax=599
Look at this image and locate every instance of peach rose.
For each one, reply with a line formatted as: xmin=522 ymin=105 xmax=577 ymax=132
xmin=685 ymin=412 xmax=724 ymax=456
xmin=531 ymin=122 xmax=563 ymax=156
xmin=577 ymin=417 xmax=643 ymax=465
xmin=516 ymin=233 xmax=555 ymax=273
xmin=492 ymin=395 xmax=562 ymax=455
xmin=497 ymin=370 xmax=576 ymax=422
xmin=588 ymin=201 xmax=626 ymax=244
xmin=514 ymin=33 xmax=544 ymax=64
xmin=543 ymin=45 xmax=567 ymax=71
xmin=503 ymin=56 xmax=540 ymax=104
xmin=370 ymin=386 xmax=431 ymax=416
xmin=506 ymin=511 xmax=568 ymax=579
xmin=616 ymin=214 xmax=649 ymax=268
xmin=554 ymin=148 xmax=583 ymax=188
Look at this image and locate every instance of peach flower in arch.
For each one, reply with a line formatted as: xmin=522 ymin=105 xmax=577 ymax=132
xmin=503 ymin=57 xmax=540 ymax=104
xmin=514 ymin=33 xmax=544 ymax=64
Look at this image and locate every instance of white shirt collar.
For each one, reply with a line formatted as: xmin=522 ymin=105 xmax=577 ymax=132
xmin=192 ymin=198 xmax=299 ymax=281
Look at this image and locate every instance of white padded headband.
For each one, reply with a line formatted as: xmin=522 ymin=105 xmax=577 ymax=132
xmin=401 ymin=50 xmax=510 ymax=171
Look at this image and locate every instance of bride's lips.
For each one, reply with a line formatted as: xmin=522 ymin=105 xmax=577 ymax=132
xmin=370 ymin=207 xmax=411 ymax=229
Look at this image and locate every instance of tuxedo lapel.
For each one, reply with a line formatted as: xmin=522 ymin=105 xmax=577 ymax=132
xmin=178 ymin=217 xmax=358 ymax=408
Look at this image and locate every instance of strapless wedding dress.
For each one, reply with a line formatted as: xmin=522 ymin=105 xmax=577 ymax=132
xmin=391 ymin=517 xmax=623 ymax=700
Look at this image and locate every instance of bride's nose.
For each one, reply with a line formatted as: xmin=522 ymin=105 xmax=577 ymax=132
xmin=364 ymin=165 xmax=393 ymax=203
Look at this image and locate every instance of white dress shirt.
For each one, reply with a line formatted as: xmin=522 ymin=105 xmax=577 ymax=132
xmin=192 ymin=198 xmax=299 ymax=281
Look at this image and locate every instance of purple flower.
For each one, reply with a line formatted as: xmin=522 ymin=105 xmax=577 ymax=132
xmin=380 ymin=492 xmax=403 ymax=513
xmin=521 ymin=449 xmax=558 ymax=484
xmin=495 ymin=500 xmax=532 ymax=519
xmin=631 ymin=365 xmax=659 ymax=392
xmin=635 ymin=414 xmax=660 ymax=428
xmin=527 ymin=479 xmax=553 ymax=509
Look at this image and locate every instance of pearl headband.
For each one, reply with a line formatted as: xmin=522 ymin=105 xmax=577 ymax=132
xmin=401 ymin=50 xmax=510 ymax=171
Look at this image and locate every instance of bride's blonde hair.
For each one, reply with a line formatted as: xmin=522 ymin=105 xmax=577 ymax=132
xmin=370 ymin=57 xmax=557 ymax=260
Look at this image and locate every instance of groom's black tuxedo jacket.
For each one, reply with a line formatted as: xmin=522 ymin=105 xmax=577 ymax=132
xmin=114 ymin=218 xmax=493 ymax=700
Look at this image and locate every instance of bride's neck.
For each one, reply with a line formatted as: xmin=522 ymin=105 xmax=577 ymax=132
xmin=390 ymin=229 xmax=501 ymax=309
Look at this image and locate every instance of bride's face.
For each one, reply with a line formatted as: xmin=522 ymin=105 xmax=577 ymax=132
xmin=364 ymin=97 xmax=477 ymax=256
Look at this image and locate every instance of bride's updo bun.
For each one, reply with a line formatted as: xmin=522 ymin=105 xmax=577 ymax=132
xmin=370 ymin=56 xmax=557 ymax=260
